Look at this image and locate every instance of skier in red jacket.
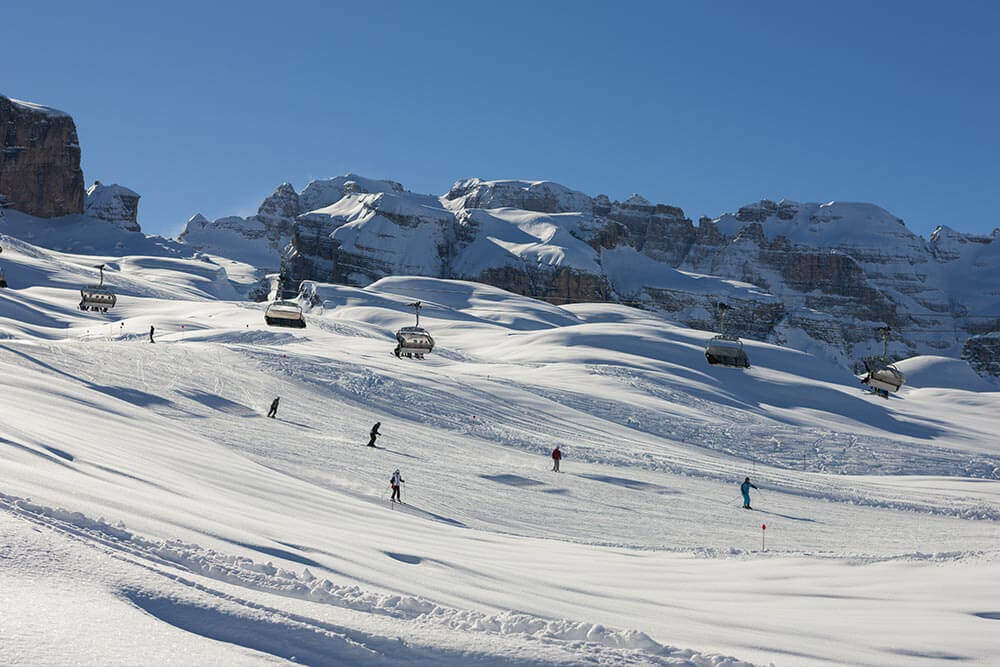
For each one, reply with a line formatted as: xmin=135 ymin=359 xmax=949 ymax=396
xmin=551 ymin=445 xmax=562 ymax=472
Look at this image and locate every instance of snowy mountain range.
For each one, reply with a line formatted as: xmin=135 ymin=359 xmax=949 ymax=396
xmin=177 ymin=175 xmax=1000 ymax=377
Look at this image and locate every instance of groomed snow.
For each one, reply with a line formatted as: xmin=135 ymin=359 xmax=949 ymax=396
xmin=1 ymin=236 xmax=999 ymax=666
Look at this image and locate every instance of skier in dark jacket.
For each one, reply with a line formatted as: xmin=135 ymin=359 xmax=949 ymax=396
xmin=551 ymin=445 xmax=562 ymax=472
xmin=390 ymin=468 xmax=404 ymax=502
xmin=367 ymin=422 xmax=381 ymax=447
xmin=267 ymin=397 xmax=280 ymax=419
xmin=741 ymin=476 xmax=758 ymax=509
xmin=149 ymin=324 xmax=155 ymax=343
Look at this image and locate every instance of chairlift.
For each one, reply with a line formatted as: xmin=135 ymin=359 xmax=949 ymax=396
xmin=264 ymin=300 xmax=306 ymax=328
xmin=394 ymin=301 xmax=434 ymax=359
xmin=856 ymin=326 xmax=905 ymax=398
xmin=705 ymin=303 xmax=750 ymax=368
xmin=79 ymin=264 xmax=117 ymax=312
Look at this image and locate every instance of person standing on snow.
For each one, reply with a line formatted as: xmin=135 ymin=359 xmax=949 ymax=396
xmin=551 ymin=445 xmax=562 ymax=472
xmin=267 ymin=397 xmax=280 ymax=419
xmin=367 ymin=422 xmax=381 ymax=447
xmin=389 ymin=468 xmax=404 ymax=503
xmin=149 ymin=324 xmax=155 ymax=343
xmin=741 ymin=476 xmax=758 ymax=509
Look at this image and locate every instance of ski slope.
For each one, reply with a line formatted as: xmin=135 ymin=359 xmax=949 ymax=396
xmin=1 ymin=234 xmax=999 ymax=666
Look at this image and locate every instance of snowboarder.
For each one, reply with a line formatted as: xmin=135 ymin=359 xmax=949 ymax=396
xmin=149 ymin=325 xmax=155 ymax=343
xmin=367 ymin=422 xmax=381 ymax=447
xmin=267 ymin=397 xmax=280 ymax=419
xmin=389 ymin=468 xmax=404 ymax=503
xmin=741 ymin=476 xmax=758 ymax=509
xmin=551 ymin=445 xmax=562 ymax=472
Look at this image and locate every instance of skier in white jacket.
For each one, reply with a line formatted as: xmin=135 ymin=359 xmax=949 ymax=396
xmin=390 ymin=469 xmax=404 ymax=503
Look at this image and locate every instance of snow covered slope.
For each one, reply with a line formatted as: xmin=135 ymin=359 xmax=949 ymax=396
xmin=2 ymin=237 xmax=999 ymax=666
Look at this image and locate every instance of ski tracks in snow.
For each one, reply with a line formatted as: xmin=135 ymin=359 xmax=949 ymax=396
xmin=0 ymin=493 xmax=755 ymax=666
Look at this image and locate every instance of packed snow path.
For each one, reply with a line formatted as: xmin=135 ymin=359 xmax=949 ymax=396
xmin=1 ymin=239 xmax=999 ymax=665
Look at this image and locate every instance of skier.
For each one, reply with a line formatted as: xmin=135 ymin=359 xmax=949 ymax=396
xmin=741 ymin=476 xmax=758 ymax=509
xmin=267 ymin=397 xmax=280 ymax=419
xmin=367 ymin=422 xmax=381 ymax=447
xmin=149 ymin=324 xmax=155 ymax=343
xmin=551 ymin=445 xmax=562 ymax=472
xmin=389 ymin=468 xmax=404 ymax=503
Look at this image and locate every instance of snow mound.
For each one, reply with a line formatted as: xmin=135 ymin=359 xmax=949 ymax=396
xmin=894 ymin=355 xmax=996 ymax=391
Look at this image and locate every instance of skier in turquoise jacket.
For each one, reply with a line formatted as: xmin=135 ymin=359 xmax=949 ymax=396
xmin=741 ymin=477 xmax=758 ymax=509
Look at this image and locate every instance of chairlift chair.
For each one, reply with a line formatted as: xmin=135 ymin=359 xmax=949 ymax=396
xmin=704 ymin=303 xmax=750 ymax=368
xmin=79 ymin=264 xmax=117 ymax=312
xmin=705 ymin=335 xmax=751 ymax=368
xmin=394 ymin=301 xmax=434 ymax=359
xmin=264 ymin=300 xmax=306 ymax=328
xmin=856 ymin=326 xmax=905 ymax=398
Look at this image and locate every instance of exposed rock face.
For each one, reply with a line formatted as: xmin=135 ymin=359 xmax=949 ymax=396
xmin=84 ymin=181 xmax=141 ymax=231
xmin=0 ymin=95 xmax=84 ymax=218
xmin=256 ymin=182 xmax=300 ymax=221
xmin=181 ymin=174 xmax=1000 ymax=377
xmin=962 ymin=334 xmax=1000 ymax=380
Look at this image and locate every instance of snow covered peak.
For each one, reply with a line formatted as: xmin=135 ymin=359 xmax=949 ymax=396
xmin=85 ymin=181 xmax=138 ymax=200
xmin=714 ymin=200 xmax=919 ymax=249
xmin=84 ymin=181 xmax=141 ymax=232
xmin=7 ymin=97 xmax=71 ymax=118
xmin=187 ymin=213 xmax=209 ymax=226
xmin=444 ymin=178 xmax=593 ymax=214
xmin=929 ymin=224 xmax=996 ymax=262
xmin=298 ymin=174 xmax=406 ymax=213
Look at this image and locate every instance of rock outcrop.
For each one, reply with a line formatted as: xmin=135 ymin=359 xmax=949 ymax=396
xmin=84 ymin=181 xmax=141 ymax=231
xmin=962 ymin=333 xmax=1000 ymax=380
xmin=0 ymin=95 xmax=84 ymax=218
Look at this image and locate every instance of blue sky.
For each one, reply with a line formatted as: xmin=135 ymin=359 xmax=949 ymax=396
xmin=5 ymin=1 xmax=998 ymax=237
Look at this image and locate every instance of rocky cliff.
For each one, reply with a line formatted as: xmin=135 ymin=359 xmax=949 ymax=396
xmin=179 ymin=175 xmax=1000 ymax=379
xmin=0 ymin=95 xmax=84 ymax=218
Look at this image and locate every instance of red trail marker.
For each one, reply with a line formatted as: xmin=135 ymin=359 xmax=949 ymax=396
xmin=762 ymin=523 xmax=766 ymax=551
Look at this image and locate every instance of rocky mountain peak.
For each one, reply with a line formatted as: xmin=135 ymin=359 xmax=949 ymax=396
xmin=84 ymin=181 xmax=141 ymax=232
xmin=257 ymin=183 xmax=300 ymax=221
xmin=622 ymin=193 xmax=652 ymax=209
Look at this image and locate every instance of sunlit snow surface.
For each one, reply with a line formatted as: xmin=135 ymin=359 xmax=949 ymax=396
xmin=1 ymin=234 xmax=999 ymax=666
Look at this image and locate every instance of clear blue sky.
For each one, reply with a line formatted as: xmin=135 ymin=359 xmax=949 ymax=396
xmin=5 ymin=1 xmax=998 ymax=237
